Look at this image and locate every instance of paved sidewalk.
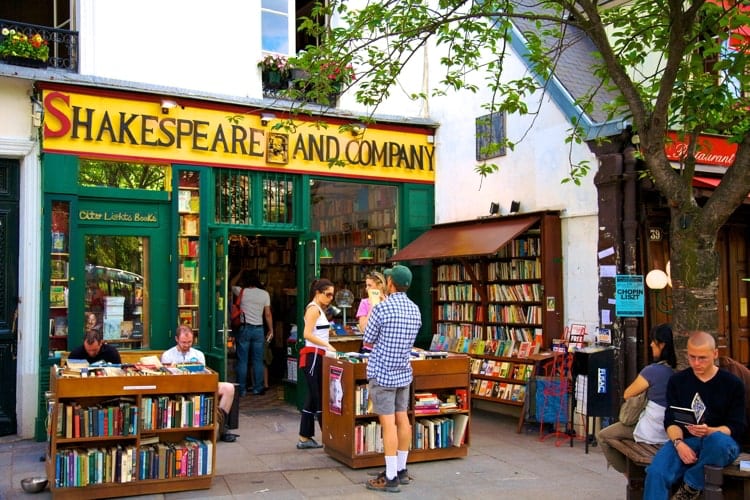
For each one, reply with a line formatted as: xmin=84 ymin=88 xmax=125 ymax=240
xmin=0 ymin=386 xmax=626 ymax=499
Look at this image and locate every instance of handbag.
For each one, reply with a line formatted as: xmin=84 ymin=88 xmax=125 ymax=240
xmin=230 ymin=288 xmax=245 ymax=329
xmin=618 ymin=391 xmax=647 ymax=426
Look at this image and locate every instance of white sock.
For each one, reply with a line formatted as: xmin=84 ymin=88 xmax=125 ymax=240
xmin=385 ymin=455 xmax=397 ymax=480
xmin=397 ymin=450 xmax=408 ymax=471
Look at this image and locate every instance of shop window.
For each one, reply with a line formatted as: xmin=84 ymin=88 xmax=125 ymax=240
xmin=263 ymin=174 xmax=294 ymax=224
xmin=475 ymin=112 xmax=506 ymax=161
xmin=85 ymin=237 xmax=148 ymax=349
xmin=79 ymin=159 xmax=168 ymax=190
xmin=312 ymin=180 xmax=397 ymax=324
xmin=215 ymin=169 xmax=251 ymax=224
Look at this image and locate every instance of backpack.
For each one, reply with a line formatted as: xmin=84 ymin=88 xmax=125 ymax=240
xmin=230 ymin=288 xmax=245 ymax=329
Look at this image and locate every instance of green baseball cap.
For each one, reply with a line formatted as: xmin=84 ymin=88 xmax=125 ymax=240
xmin=385 ymin=265 xmax=412 ymax=287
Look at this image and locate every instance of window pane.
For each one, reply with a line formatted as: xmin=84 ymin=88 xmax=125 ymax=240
xmin=215 ymin=169 xmax=251 ymax=224
xmin=263 ymin=174 xmax=294 ymax=224
xmin=262 ymin=0 xmax=288 ymax=12
xmin=262 ymin=11 xmax=289 ymax=53
xmin=85 ymin=236 xmax=148 ymax=348
xmin=476 ymin=112 xmax=506 ymax=161
xmin=79 ymin=159 xmax=168 ymax=190
xmin=312 ymin=181 xmax=398 ymax=316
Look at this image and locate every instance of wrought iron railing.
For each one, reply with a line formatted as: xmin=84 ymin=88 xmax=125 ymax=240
xmin=0 ymin=18 xmax=78 ymax=71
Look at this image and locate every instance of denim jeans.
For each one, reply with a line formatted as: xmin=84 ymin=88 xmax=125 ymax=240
xmin=644 ymin=433 xmax=740 ymax=499
xmin=236 ymin=325 xmax=265 ymax=395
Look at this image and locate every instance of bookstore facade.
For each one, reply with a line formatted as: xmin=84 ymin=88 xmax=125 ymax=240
xmin=34 ymin=82 xmax=436 ymax=439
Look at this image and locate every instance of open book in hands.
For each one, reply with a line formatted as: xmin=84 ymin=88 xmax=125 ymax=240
xmin=368 ymin=289 xmax=382 ymax=306
xmin=670 ymin=393 xmax=706 ymax=425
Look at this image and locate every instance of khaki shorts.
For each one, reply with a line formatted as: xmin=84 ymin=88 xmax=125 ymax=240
xmin=368 ymin=379 xmax=410 ymax=415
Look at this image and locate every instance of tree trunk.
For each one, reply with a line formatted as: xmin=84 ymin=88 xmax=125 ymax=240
xmin=669 ymin=204 xmax=720 ymax=369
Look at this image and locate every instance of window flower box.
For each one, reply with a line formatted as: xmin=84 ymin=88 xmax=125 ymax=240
xmin=2 ymin=54 xmax=47 ymax=68
xmin=0 ymin=29 xmax=49 ymax=68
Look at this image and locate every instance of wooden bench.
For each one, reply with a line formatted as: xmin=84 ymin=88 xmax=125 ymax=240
xmin=608 ymin=438 xmax=750 ymax=500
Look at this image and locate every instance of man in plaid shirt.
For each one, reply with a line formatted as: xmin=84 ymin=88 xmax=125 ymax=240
xmin=363 ymin=264 xmax=421 ymax=493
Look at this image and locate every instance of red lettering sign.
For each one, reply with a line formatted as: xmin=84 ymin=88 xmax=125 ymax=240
xmin=43 ymin=91 xmax=71 ymax=138
xmin=664 ymin=131 xmax=737 ymax=168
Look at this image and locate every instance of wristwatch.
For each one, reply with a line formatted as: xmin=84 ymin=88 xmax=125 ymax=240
xmin=673 ymin=438 xmax=683 ymax=447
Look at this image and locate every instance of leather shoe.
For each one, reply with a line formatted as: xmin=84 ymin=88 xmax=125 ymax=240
xmin=221 ymin=432 xmax=238 ymax=443
xmin=252 ymin=388 xmax=267 ymax=396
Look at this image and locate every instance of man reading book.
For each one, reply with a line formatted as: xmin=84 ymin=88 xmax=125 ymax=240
xmin=68 ymin=329 xmax=121 ymax=364
xmin=161 ymin=324 xmax=238 ymax=443
xmin=644 ymin=331 xmax=745 ymax=500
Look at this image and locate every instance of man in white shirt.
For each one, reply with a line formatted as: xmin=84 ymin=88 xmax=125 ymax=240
xmin=162 ymin=324 xmax=238 ymax=442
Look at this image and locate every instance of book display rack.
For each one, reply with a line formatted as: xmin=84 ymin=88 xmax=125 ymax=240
xmin=177 ymin=171 xmax=201 ymax=337
xmin=429 ymin=212 xmax=563 ymax=430
xmin=322 ymin=354 xmax=470 ymax=469
xmin=468 ymin=352 xmax=558 ymax=431
xmin=46 ymin=367 xmax=218 ymax=499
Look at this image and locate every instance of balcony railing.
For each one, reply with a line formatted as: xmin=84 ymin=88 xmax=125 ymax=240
xmin=0 ymin=18 xmax=78 ymax=71
xmin=262 ymin=68 xmax=340 ymax=106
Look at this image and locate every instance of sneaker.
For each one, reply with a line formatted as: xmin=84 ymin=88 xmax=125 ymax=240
xmin=671 ymin=483 xmax=701 ymax=500
xmin=369 ymin=469 xmax=410 ymax=485
xmin=296 ymin=438 xmax=323 ymax=449
xmin=366 ymin=472 xmax=400 ymax=493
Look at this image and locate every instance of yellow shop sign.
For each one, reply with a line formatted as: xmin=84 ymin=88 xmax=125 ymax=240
xmin=41 ymin=88 xmax=435 ymax=183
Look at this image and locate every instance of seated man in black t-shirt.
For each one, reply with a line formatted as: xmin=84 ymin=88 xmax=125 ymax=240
xmin=68 ymin=329 xmax=121 ymax=364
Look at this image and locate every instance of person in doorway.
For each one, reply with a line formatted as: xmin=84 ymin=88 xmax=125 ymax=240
xmin=597 ymin=323 xmax=677 ymax=473
xmin=161 ymin=324 xmax=238 ymax=443
xmin=230 ymin=269 xmax=273 ymax=397
xmin=356 ymin=271 xmax=387 ymax=351
xmin=297 ymin=278 xmax=337 ymax=449
xmin=69 ymin=329 xmax=121 ymax=364
xmin=363 ymin=265 xmax=421 ymax=493
xmin=644 ymin=331 xmax=745 ymax=500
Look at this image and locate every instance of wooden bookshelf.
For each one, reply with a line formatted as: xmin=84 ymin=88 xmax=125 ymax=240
xmin=427 ymin=212 xmax=563 ymax=430
xmin=48 ymin=201 xmax=70 ymax=356
xmin=46 ymin=367 xmax=218 ymax=499
xmin=322 ymin=354 xmax=470 ymax=469
xmin=177 ymin=171 xmax=201 ymax=338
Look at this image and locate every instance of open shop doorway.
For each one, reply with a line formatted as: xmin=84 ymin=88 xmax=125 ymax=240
xmin=227 ymin=234 xmax=298 ymax=395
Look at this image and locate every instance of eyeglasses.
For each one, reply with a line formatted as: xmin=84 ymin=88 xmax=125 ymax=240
xmin=324 ymin=292 xmax=334 ymax=298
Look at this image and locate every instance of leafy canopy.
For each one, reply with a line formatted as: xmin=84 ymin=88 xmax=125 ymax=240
xmin=291 ymin=0 xmax=750 ymax=188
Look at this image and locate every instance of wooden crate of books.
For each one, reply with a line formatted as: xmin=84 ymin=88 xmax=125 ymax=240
xmin=322 ymin=353 xmax=470 ymax=469
xmin=46 ymin=365 xmax=218 ymax=499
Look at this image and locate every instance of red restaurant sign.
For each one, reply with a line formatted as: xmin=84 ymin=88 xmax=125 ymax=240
xmin=665 ymin=131 xmax=736 ymax=168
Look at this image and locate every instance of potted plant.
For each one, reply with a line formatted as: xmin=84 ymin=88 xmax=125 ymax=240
xmin=319 ymin=61 xmax=356 ymax=105
xmin=0 ymin=28 xmax=49 ymax=68
xmin=257 ymin=54 xmax=289 ymax=90
xmin=321 ymin=61 xmax=356 ymax=94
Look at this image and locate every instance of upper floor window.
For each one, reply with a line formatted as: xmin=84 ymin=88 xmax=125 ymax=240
xmin=262 ymin=0 xmax=292 ymax=54
xmin=476 ymin=112 xmax=506 ymax=161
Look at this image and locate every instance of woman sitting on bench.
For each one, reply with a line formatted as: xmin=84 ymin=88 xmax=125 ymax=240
xmin=597 ymin=324 xmax=677 ymax=473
